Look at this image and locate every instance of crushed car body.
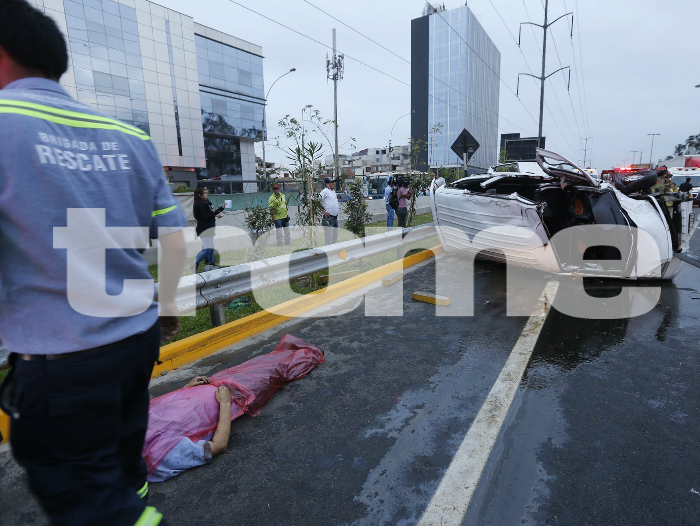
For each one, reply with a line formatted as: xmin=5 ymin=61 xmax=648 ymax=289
xmin=430 ymin=148 xmax=698 ymax=280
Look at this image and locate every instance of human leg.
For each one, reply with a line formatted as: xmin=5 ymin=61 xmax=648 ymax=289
xmin=274 ymin=218 xmax=284 ymax=246
xmin=386 ymin=204 xmax=395 ymax=229
xmin=322 ymin=216 xmax=332 ymax=245
xmin=397 ymin=207 xmax=407 ymax=228
xmin=120 ymin=324 xmax=162 ymax=504
xmin=282 ymin=216 xmax=291 ymax=245
xmin=330 ymin=216 xmax=338 ymax=244
xmin=9 ymin=325 xmax=167 ymax=526
xmin=200 ymin=235 xmax=215 ymax=265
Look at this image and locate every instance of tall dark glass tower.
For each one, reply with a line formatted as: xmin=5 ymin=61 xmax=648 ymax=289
xmin=411 ymin=3 xmax=500 ymax=173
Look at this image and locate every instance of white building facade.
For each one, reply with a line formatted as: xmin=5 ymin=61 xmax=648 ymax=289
xmin=26 ymin=0 xmax=264 ymax=191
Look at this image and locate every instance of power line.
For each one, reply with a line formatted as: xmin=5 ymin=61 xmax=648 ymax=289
xmin=519 ymin=0 xmax=571 ymax=153
xmin=545 ymin=21 xmax=582 ymax=141
xmin=226 ymin=0 xmax=539 ymax=161
xmin=561 ymin=0 xmax=589 ymax=141
xmin=511 ymin=0 xmax=576 ymax=150
xmin=530 ymin=0 xmax=580 ymax=144
xmin=429 ymin=7 xmax=542 ymax=130
xmin=300 ymin=0 xmax=528 ymax=138
xmin=570 ymin=0 xmax=592 ymax=137
xmin=487 ymin=0 xmax=572 ymax=153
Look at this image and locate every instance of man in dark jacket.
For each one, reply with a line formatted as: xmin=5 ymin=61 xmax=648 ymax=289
xmin=679 ymin=177 xmax=694 ymax=193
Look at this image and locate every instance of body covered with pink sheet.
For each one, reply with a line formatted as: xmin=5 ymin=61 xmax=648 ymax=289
xmin=143 ymin=335 xmax=324 ymax=481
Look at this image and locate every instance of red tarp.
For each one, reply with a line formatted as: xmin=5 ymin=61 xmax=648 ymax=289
xmin=143 ymin=334 xmax=324 ymax=475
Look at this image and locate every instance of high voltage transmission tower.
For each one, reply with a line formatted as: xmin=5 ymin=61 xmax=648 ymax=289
xmin=326 ymin=28 xmax=344 ymax=182
xmin=516 ymin=0 xmax=574 ymax=146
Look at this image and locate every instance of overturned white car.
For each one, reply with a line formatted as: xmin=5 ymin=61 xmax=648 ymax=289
xmin=430 ymin=149 xmax=698 ymax=280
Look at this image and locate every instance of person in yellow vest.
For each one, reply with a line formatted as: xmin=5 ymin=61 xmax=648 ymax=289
xmin=650 ymin=168 xmax=677 ymax=209
xmin=268 ymin=183 xmax=291 ymax=246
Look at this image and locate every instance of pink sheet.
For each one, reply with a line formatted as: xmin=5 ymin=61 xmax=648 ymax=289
xmin=143 ymin=334 xmax=324 ymax=475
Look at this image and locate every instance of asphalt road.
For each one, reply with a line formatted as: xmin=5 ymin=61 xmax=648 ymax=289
xmin=1 ymin=236 xmax=699 ymax=525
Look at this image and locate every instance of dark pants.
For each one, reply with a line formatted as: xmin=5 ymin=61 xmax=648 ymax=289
xmin=1 ymin=322 xmax=166 ymax=526
xmin=274 ymin=216 xmax=291 ymax=246
xmin=397 ymin=207 xmax=408 ymax=228
xmin=322 ymin=215 xmax=338 ymax=245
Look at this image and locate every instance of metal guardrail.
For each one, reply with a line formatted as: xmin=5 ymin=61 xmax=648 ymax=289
xmin=674 ymin=250 xmax=700 ymax=269
xmin=169 ymin=224 xmax=438 ymax=325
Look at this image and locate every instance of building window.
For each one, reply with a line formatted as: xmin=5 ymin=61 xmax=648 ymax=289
xmin=202 ymin=135 xmax=241 ymax=178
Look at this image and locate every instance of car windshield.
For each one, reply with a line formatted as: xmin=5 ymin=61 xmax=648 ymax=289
xmin=672 ymin=175 xmax=700 ymax=186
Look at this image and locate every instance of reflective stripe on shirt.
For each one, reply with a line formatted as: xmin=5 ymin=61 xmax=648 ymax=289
xmin=0 ymin=99 xmax=150 ymax=139
xmin=152 ymin=205 xmax=178 ymax=217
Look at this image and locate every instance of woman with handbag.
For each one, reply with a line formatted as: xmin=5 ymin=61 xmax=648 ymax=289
xmin=191 ymin=186 xmax=224 ymax=273
xmin=268 ymin=183 xmax=291 ymax=246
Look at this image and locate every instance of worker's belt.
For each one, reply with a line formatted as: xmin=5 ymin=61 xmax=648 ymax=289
xmin=16 ymin=327 xmax=151 ymax=361
xmin=326 ymin=215 xmax=338 ymax=219
xmin=18 ymin=346 xmax=105 ymax=361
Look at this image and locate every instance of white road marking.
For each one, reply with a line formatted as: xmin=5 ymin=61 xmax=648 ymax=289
xmin=417 ymin=281 xmax=559 ymax=526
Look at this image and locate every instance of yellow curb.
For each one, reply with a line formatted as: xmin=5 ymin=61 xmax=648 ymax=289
xmin=152 ymin=244 xmax=443 ymax=378
xmin=382 ymin=272 xmax=404 ymax=286
xmin=0 ymin=243 xmax=443 ymax=444
xmin=412 ymin=291 xmax=451 ymax=306
xmin=0 ymin=409 xmax=8 ymax=444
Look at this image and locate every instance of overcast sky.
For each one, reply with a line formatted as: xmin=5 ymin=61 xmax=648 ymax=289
xmin=162 ymin=0 xmax=700 ymax=170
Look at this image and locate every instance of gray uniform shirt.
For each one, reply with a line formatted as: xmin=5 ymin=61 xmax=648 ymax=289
xmin=0 ymin=78 xmax=186 ymax=355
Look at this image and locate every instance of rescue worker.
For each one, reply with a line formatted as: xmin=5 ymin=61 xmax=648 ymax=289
xmin=664 ymin=173 xmax=679 ymax=193
xmin=650 ymin=167 xmax=677 ymax=210
xmin=0 ymin=1 xmax=187 ymax=525
xmin=650 ymin=171 xmax=668 ymax=194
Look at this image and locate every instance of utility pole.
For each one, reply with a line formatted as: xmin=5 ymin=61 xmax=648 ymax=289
xmin=516 ymin=0 xmax=573 ymax=146
xmin=327 ymin=29 xmax=344 ymax=185
xmin=581 ymin=136 xmax=592 ymax=167
xmin=630 ymin=150 xmax=639 ymax=166
xmin=648 ymin=133 xmax=660 ymax=168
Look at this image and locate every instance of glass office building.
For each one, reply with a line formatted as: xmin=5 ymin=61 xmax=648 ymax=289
xmin=27 ymin=0 xmax=264 ymax=190
xmin=411 ymin=4 xmax=500 ymax=173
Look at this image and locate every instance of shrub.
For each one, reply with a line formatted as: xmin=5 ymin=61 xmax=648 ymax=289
xmin=343 ymin=178 xmax=373 ymax=237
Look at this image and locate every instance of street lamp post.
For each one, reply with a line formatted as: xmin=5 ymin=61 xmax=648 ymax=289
xmin=647 ymin=133 xmax=660 ymax=168
xmin=389 ymin=111 xmax=412 ymax=171
xmin=262 ymin=68 xmax=296 ymax=191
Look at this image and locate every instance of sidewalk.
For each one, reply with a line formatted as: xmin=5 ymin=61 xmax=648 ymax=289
xmin=142 ymin=196 xmax=433 ymax=265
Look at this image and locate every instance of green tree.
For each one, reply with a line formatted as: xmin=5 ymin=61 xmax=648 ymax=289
xmin=243 ymin=200 xmax=274 ymax=238
xmin=343 ymin=178 xmax=373 ymax=237
xmin=438 ymin=166 xmax=458 ymax=185
xmin=428 ymin=122 xmax=443 ymax=174
xmin=406 ymin=172 xmax=433 ymax=227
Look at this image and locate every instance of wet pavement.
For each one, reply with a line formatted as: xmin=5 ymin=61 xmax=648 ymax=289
xmin=1 ymin=236 xmax=699 ymax=525
xmin=472 ymin=236 xmax=700 ymax=525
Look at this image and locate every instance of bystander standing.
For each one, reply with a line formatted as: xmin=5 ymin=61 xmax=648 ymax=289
xmin=320 ymin=177 xmax=339 ymax=245
xmin=384 ymin=177 xmax=396 ymax=230
xmin=397 ymin=178 xmax=412 ymax=228
xmin=269 ymin=183 xmax=291 ymax=246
